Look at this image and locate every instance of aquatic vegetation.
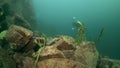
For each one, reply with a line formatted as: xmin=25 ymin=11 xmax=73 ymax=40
xmin=0 ymin=30 xmax=14 ymax=50
xmin=0 ymin=30 xmax=7 ymax=39
xmin=72 ymin=17 xmax=104 ymax=45
xmin=72 ymin=17 xmax=86 ymax=44
xmin=95 ymin=28 xmax=104 ymax=44
xmin=77 ymin=23 xmax=86 ymax=43
xmin=33 ymin=34 xmax=47 ymax=68
xmin=74 ymin=20 xmax=86 ymax=44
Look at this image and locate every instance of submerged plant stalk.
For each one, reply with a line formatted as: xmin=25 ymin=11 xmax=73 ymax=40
xmin=95 ymin=28 xmax=104 ymax=44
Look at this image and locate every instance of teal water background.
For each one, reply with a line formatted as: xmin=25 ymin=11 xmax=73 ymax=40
xmin=32 ymin=0 xmax=120 ymax=59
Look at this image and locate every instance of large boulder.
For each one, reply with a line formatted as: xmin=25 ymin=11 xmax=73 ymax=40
xmin=74 ymin=42 xmax=99 ymax=68
xmin=36 ymin=35 xmax=99 ymax=68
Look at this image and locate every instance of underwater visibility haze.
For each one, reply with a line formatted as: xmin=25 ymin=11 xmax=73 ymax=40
xmin=32 ymin=0 xmax=120 ymax=59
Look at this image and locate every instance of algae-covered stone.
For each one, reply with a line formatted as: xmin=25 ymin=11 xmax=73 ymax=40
xmin=37 ymin=58 xmax=85 ymax=68
xmin=37 ymin=35 xmax=99 ymax=68
xmin=74 ymin=42 xmax=99 ymax=68
xmin=6 ymin=25 xmax=33 ymax=51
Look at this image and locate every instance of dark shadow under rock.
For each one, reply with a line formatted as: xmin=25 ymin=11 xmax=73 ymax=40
xmin=0 ymin=48 xmax=16 ymax=68
xmin=13 ymin=53 xmax=35 ymax=68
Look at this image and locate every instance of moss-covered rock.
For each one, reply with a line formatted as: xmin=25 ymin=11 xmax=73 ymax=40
xmin=6 ymin=25 xmax=34 ymax=52
xmin=37 ymin=35 xmax=99 ymax=68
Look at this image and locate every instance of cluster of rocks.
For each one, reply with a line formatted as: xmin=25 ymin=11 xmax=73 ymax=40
xmin=0 ymin=0 xmax=120 ymax=68
xmin=0 ymin=25 xmax=119 ymax=68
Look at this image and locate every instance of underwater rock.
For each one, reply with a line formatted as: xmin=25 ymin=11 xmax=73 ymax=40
xmin=47 ymin=35 xmax=76 ymax=50
xmin=13 ymin=53 xmax=34 ymax=68
xmin=20 ymin=40 xmax=36 ymax=52
xmin=0 ymin=48 xmax=16 ymax=68
xmin=97 ymin=57 xmax=120 ymax=68
xmin=74 ymin=42 xmax=99 ymax=68
xmin=62 ymin=50 xmax=74 ymax=59
xmin=38 ymin=58 xmax=84 ymax=68
xmin=40 ymin=35 xmax=75 ymax=59
xmin=2 ymin=34 xmax=107 ymax=68
xmin=6 ymin=25 xmax=34 ymax=52
xmin=40 ymin=45 xmax=65 ymax=59
xmin=37 ymin=35 xmax=99 ymax=68
xmin=36 ymin=36 xmax=79 ymax=68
